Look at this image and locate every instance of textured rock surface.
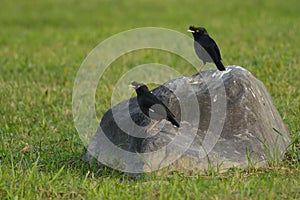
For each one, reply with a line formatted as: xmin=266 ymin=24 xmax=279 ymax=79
xmin=83 ymin=66 xmax=291 ymax=175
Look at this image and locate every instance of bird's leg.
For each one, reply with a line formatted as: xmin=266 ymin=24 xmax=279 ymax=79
xmin=146 ymin=120 xmax=161 ymax=132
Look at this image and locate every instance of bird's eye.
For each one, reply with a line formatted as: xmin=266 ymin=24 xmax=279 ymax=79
xmin=196 ymin=29 xmax=199 ymax=32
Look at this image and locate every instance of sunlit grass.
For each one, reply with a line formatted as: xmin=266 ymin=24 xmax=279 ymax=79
xmin=0 ymin=0 xmax=299 ymax=199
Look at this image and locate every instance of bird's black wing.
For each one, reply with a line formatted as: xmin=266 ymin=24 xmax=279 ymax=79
xmin=212 ymin=41 xmax=222 ymax=60
xmin=164 ymin=107 xmax=180 ymax=127
xmin=152 ymin=95 xmax=180 ymax=128
xmin=194 ymin=34 xmax=225 ymax=71
xmin=141 ymin=92 xmax=180 ymax=127
xmin=140 ymin=92 xmax=162 ymax=108
xmin=202 ymin=35 xmax=222 ymax=61
xmin=204 ymin=45 xmax=220 ymax=64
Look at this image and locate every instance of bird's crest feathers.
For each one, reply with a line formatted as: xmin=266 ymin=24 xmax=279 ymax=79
xmin=188 ymin=25 xmax=208 ymax=35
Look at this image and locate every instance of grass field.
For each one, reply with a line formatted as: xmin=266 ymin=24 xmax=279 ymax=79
xmin=0 ymin=0 xmax=299 ymax=199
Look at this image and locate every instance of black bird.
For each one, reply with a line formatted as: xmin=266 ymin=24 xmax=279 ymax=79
xmin=130 ymin=82 xmax=180 ymax=129
xmin=188 ymin=26 xmax=226 ymax=71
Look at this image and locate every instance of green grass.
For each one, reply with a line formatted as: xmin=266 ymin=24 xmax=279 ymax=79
xmin=0 ymin=0 xmax=299 ymax=199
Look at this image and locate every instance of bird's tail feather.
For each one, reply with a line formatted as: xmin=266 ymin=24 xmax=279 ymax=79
xmin=216 ymin=61 xmax=226 ymax=71
xmin=168 ymin=117 xmax=180 ymax=127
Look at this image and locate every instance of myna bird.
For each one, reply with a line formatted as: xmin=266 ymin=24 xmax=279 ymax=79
xmin=188 ymin=26 xmax=226 ymax=71
xmin=130 ymin=82 xmax=180 ymax=130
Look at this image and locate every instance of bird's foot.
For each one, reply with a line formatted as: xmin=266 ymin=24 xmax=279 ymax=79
xmin=146 ymin=120 xmax=161 ymax=132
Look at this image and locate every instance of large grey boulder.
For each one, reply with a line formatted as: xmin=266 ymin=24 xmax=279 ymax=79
xmin=83 ymin=66 xmax=291 ymax=175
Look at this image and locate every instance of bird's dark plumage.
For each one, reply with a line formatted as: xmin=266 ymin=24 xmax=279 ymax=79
xmin=188 ymin=26 xmax=226 ymax=71
xmin=130 ymin=82 xmax=180 ymax=127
